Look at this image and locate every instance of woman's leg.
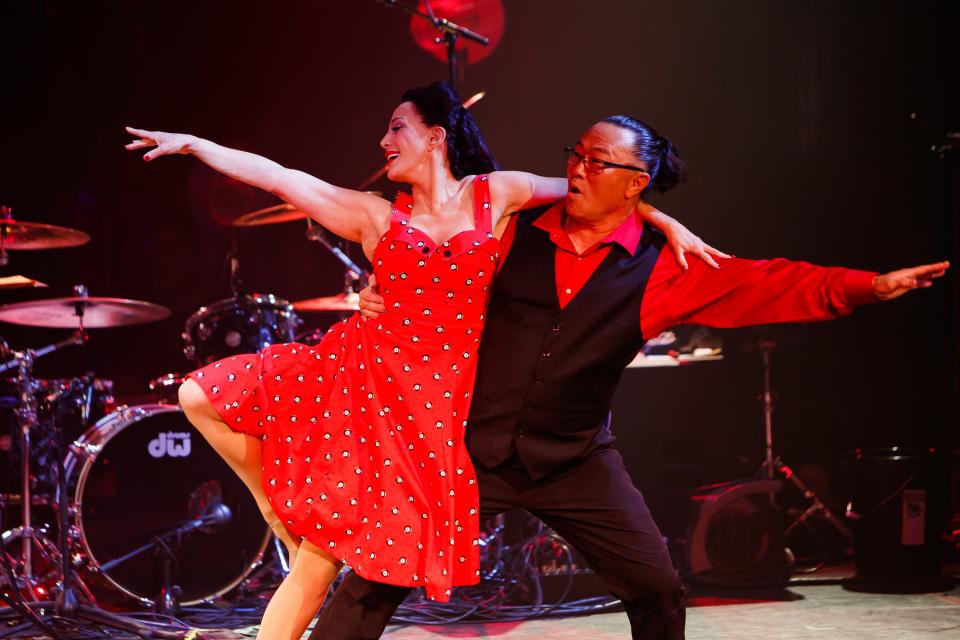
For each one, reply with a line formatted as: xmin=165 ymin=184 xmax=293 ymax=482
xmin=178 ymin=378 xmax=300 ymax=566
xmin=256 ymin=540 xmax=343 ymax=640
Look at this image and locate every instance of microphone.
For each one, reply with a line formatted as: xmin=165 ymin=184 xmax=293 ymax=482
xmin=197 ymin=503 xmax=233 ymax=533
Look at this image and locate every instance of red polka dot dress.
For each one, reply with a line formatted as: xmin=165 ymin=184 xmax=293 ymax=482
xmin=187 ymin=175 xmax=498 ymax=601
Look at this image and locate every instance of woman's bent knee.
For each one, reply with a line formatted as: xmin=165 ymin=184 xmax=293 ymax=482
xmin=178 ymin=378 xmax=215 ymax=418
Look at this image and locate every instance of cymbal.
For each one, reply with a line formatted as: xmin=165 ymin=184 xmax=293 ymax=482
xmin=232 ymin=204 xmax=307 ymax=228
xmin=0 ymin=275 xmax=48 ymax=290
xmin=0 ymin=297 xmax=171 ymax=328
xmin=293 ymin=292 xmax=360 ymax=312
xmin=0 ymin=219 xmax=90 ymax=250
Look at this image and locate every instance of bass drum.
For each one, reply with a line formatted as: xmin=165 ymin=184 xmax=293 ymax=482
xmin=64 ymin=405 xmax=271 ymax=607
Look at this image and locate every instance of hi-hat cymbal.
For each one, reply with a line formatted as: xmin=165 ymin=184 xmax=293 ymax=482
xmin=232 ymin=204 xmax=307 ymax=228
xmin=293 ymin=292 xmax=360 ymax=313
xmin=0 ymin=219 xmax=90 ymax=250
xmin=0 ymin=297 xmax=171 ymax=328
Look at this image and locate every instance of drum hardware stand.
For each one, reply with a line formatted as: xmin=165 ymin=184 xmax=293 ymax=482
xmin=0 ymin=329 xmax=87 ymax=595
xmin=754 ymin=337 xmax=853 ymax=546
xmin=0 ymin=304 xmax=186 ymax=638
xmin=0 ymin=453 xmax=190 ymax=639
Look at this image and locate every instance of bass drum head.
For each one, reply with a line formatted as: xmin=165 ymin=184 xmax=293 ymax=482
xmin=73 ymin=405 xmax=270 ymax=606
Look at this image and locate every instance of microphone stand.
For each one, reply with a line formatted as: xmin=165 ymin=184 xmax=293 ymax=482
xmin=97 ymin=505 xmax=232 ymax=615
xmin=377 ymin=0 xmax=490 ymax=89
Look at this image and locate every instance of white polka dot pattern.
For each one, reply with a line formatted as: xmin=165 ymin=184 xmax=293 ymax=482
xmin=186 ymin=179 xmax=498 ymax=602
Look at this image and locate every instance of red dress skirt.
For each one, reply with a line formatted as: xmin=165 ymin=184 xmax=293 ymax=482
xmin=188 ymin=176 xmax=497 ymax=601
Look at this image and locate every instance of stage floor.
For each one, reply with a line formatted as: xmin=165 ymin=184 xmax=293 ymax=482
xmin=377 ymin=584 xmax=960 ymax=640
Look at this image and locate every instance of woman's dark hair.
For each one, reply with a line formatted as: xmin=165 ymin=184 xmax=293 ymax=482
xmin=602 ymin=115 xmax=686 ymax=194
xmin=401 ymin=81 xmax=500 ymax=180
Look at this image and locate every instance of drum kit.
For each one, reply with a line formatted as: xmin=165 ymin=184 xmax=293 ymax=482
xmin=0 ymin=202 xmax=366 ymax=630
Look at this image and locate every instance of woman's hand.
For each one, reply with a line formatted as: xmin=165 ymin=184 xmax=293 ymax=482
xmin=125 ymin=126 xmax=196 ymax=161
xmin=642 ymin=206 xmax=730 ymax=270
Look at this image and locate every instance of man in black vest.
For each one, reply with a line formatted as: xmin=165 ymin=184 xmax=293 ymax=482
xmin=308 ymin=116 xmax=948 ymax=640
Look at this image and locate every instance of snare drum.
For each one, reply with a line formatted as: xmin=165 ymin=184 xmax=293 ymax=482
xmin=182 ymin=293 xmax=301 ymax=366
xmin=147 ymin=372 xmax=186 ymax=404
xmin=63 ymin=405 xmax=271 ymax=607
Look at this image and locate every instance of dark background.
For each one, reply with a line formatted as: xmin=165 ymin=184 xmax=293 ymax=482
xmin=2 ymin=1 xmax=957 ymax=535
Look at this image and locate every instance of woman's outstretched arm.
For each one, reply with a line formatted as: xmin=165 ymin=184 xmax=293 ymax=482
xmin=125 ymin=127 xmax=391 ymax=250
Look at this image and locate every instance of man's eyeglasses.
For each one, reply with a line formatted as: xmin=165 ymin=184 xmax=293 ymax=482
xmin=564 ymin=147 xmax=649 ymax=174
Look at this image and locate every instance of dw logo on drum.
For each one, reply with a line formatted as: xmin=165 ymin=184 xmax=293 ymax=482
xmin=148 ymin=432 xmax=192 ymax=458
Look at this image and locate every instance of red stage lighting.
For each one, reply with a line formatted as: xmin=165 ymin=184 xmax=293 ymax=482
xmin=409 ymin=0 xmax=505 ymax=65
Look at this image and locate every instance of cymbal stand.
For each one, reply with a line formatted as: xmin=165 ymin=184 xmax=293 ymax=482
xmin=0 ymin=206 xmax=12 ymax=267
xmin=305 ymin=219 xmax=369 ymax=295
xmin=225 ymin=229 xmax=245 ymax=298
xmin=756 ymin=338 xmax=852 ymax=544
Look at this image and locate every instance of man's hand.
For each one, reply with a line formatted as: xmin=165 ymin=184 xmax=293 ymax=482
xmin=358 ymin=274 xmax=386 ymax=318
xmin=872 ymin=261 xmax=950 ymax=301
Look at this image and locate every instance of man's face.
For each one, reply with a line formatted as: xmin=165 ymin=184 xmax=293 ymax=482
xmin=565 ymin=122 xmax=649 ymax=223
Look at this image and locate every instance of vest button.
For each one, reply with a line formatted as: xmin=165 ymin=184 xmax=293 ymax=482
xmin=542 ymin=352 xmax=551 ymax=358
xmin=443 ymin=249 xmax=452 ymax=257
xmin=551 ymin=323 xmax=562 ymax=333
xmin=517 ymin=429 xmax=525 ymax=438
xmin=422 ymin=247 xmax=430 ymax=254
xmin=533 ymin=375 xmax=543 ymax=384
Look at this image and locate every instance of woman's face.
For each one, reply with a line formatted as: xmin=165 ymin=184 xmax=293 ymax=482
xmin=380 ymin=102 xmax=438 ymax=183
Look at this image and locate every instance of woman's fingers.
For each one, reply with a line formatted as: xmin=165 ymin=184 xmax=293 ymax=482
xmin=698 ymin=247 xmax=720 ymax=269
xmin=125 ymin=126 xmax=160 ymax=159
xmin=143 ymin=145 xmax=170 ymax=162
xmin=704 ymin=244 xmax=732 ymax=259
xmin=673 ymin=245 xmax=689 ymax=271
xmin=125 ymin=126 xmax=154 ymax=138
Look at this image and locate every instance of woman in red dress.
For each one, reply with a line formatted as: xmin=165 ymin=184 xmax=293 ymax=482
xmin=125 ymin=82 xmax=722 ymax=640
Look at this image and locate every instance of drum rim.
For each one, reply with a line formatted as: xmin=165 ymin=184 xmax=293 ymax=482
xmin=183 ymin=293 xmax=297 ymax=334
xmin=64 ymin=403 xmax=272 ymax=607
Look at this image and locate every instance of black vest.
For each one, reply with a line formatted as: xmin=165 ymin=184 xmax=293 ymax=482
xmin=466 ymin=206 xmax=667 ymax=479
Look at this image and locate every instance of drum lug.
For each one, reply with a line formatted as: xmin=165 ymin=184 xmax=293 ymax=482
xmin=69 ymin=441 xmax=102 ymax=459
xmin=73 ymin=549 xmax=93 ymax=570
xmin=182 ymin=333 xmax=195 ymax=361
